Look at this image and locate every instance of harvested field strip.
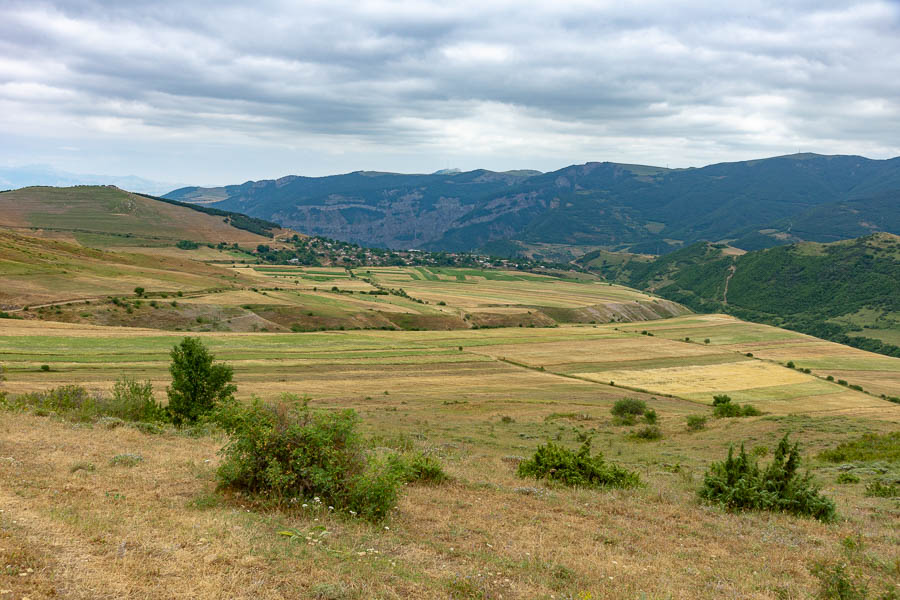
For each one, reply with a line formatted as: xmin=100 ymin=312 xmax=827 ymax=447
xmin=574 ymin=361 xmax=816 ymax=395
xmin=680 ymin=380 xmax=845 ymax=403
xmin=554 ymin=353 xmax=749 ymax=373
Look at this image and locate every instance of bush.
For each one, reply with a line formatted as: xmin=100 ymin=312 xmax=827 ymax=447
xmin=386 ymin=450 xmax=447 ymax=484
xmin=17 ymin=385 xmax=99 ymax=422
xmin=643 ymin=409 xmax=658 ymax=424
xmin=517 ymin=440 xmax=640 ymax=489
xmin=611 ymin=398 xmax=646 ymax=418
xmin=632 ymin=425 xmax=662 ymax=440
xmin=712 ymin=395 xmax=762 ymax=418
xmin=818 ymin=432 xmax=900 ymax=463
xmin=167 ymin=337 xmax=236 ymax=425
xmin=109 ymin=376 xmax=167 ymax=423
xmin=835 ymin=472 xmax=859 ymax=484
xmin=40 ymin=364 xmax=50 ymax=372
xmin=698 ymin=434 xmax=836 ymax=521
xmin=686 ymin=415 xmax=707 ymax=431
xmin=215 ymin=394 xmax=407 ymax=521
xmin=864 ymin=479 xmax=898 ymax=498
xmin=811 ymin=562 xmax=868 ymax=600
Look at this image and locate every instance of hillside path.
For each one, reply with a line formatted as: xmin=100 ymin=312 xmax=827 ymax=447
xmin=723 ymin=263 xmax=736 ymax=304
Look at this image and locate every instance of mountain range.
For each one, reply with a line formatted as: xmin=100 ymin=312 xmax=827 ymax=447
xmin=164 ymin=153 xmax=900 ymax=253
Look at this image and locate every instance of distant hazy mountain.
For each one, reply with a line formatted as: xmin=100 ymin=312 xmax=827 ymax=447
xmin=0 ymin=165 xmax=181 ymax=196
xmin=165 ymin=153 xmax=900 ymax=252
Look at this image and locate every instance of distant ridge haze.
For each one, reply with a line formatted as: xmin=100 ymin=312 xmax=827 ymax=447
xmin=163 ymin=153 xmax=900 ymax=253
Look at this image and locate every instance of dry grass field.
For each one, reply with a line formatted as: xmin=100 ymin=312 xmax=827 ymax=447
xmin=0 ymin=314 xmax=898 ymax=598
xmin=2 ymin=237 xmax=899 ymax=600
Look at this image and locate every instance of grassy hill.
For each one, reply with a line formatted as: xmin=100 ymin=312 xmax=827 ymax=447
xmin=590 ymin=233 xmax=900 ymax=357
xmin=0 ymin=186 xmax=284 ymax=248
xmin=0 ymin=229 xmax=256 ymax=309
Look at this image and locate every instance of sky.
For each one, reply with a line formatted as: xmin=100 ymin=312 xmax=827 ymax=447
xmin=1 ymin=0 xmax=899 ymax=188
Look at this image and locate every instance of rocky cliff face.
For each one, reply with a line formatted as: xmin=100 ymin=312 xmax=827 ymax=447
xmin=272 ymin=192 xmax=476 ymax=248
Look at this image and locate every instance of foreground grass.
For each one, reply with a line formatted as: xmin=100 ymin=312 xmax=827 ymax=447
xmin=0 ymin=314 xmax=898 ymax=597
xmin=1 ymin=407 xmax=897 ymax=599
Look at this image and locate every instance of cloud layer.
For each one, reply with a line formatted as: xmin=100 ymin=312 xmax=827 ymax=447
xmin=2 ymin=0 xmax=899 ymax=184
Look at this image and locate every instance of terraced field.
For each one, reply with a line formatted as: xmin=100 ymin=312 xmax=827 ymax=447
xmin=2 ymin=315 xmax=896 ymax=419
xmin=17 ymin=264 xmax=691 ymax=332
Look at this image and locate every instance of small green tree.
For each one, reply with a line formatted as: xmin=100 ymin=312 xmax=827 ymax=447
xmin=167 ymin=337 xmax=236 ymax=425
xmin=698 ymin=434 xmax=835 ymax=521
xmin=134 ymin=287 xmax=145 ymax=297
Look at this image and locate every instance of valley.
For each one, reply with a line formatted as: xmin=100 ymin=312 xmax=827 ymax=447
xmin=0 ymin=184 xmax=898 ymax=599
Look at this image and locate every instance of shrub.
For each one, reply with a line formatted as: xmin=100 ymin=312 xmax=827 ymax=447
xmin=109 ymin=376 xmax=167 ymax=423
xmin=386 ymin=450 xmax=447 ymax=484
xmin=835 ymin=472 xmax=859 ymax=484
xmin=133 ymin=287 xmax=145 ymax=297
xmin=818 ymin=432 xmax=900 ymax=463
xmin=167 ymin=337 xmax=236 ymax=425
xmin=712 ymin=395 xmax=762 ymax=417
xmin=643 ymin=409 xmax=658 ymax=424
xmin=17 ymin=385 xmax=98 ymax=422
xmin=40 ymin=364 xmax=51 ymax=372
xmin=611 ymin=398 xmax=646 ymax=418
xmin=698 ymin=434 xmax=836 ymax=521
xmin=811 ymin=562 xmax=868 ymax=600
xmin=632 ymin=425 xmax=662 ymax=440
xmin=215 ymin=395 xmax=405 ymax=521
xmin=517 ymin=440 xmax=640 ymax=489
xmin=864 ymin=479 xmax=898 ymax=498
xmin=786 ymin=361 xmax=795 ymax=369
xmin=686 ymin=415 xmax=707 ymax=431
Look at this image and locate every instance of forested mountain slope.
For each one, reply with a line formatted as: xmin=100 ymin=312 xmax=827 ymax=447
xmin=166 ymin=153 xmax=900 ymax=252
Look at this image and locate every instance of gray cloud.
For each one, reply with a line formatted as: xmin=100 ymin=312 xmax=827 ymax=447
xmin=0 ymin=0 xmax=898 ymax=184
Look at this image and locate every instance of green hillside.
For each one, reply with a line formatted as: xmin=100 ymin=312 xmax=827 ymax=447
xmin=589 ymin=233 xmax=900 ymax=357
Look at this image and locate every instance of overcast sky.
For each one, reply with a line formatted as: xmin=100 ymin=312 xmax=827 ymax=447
xmin=2 ymin=0 xmax=899 ymax=187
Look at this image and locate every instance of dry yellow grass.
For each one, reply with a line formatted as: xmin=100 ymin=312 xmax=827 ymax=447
xmin=576 ymin=360 xmax=811 ymax=395
xmin=473 ymin=336 xmax=722 ymax=366
xmin=1 ymin=403 xmax=898 ymax=599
